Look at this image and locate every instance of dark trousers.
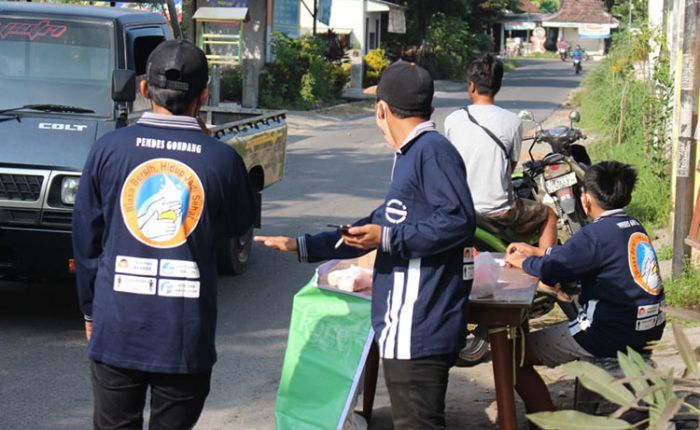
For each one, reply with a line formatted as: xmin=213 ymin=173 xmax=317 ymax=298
xmin=90 ymin=360 xmax=211 ymax=430
xmin=382 ymin=354 xmax=456 ymax=430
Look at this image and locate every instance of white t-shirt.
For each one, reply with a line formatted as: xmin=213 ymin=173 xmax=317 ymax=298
xmin=444 ymin=104 xmax=522 ymax=214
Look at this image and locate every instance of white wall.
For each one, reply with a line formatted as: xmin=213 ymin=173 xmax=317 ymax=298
xmin=562 ymin=27 xmax=605 ymax=55
xmin=299 ymin=0 xmax=366 ymax=51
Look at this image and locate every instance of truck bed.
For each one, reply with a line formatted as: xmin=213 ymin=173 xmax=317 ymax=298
xmin=199 ymin=105 xmax=287 ymax=191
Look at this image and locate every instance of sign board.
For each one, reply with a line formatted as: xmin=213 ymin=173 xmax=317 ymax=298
xmin=579 ymin=24 xmax=611 ymax=39
xmin=318 ymin=0 xmax=332 ymax=26
xmin=388 ymin=6 xmax=406 ymax=34
xmin=504 ymin=21 xmax=536 ymax=31
xmin=275 ymin=276 xmax=373 ymax=430
xmin=272 ymin=0 xmax=299 ymax=37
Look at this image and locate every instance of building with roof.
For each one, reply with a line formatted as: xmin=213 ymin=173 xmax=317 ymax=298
xmin=542 ymin=0 xmax=619 ymax=55
xmin=298 ymin=0 xmax=405 ymax=90
xmin=495 ymin=0 xmax=552 ymax=55
xmin=299 ymin=0 xmax=405 ymax=52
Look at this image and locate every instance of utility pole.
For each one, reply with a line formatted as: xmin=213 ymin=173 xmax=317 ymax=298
xmin=628 ymin=0 xmax=632 ymax=27
xmin=301 ymin=0 xmax=319 ymax=34
xmin=672 ymin=0 xmax=700 ymax=277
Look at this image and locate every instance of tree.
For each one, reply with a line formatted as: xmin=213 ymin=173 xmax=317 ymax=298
xmin=603 ymin=0 xmax=648 ymax=25
xmin=531 ymin=0 xmax=560 ymax=13
xmin=392 ymin=0 xmax=519 ymax=46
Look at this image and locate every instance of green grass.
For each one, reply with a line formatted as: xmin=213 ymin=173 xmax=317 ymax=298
xmin=656 ymin=244 xmax=673 ymax=261
xmin=574 ymin=59 xmax=672 ymax=230
xmin=503 ymin=58 xmax=519 ymax=72
xmin=664 ymin=268 xmax=700 ymax=310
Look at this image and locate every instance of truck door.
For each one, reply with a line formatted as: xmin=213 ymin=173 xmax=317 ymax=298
xmin=126 ymin=27 xmax=166 ymax=113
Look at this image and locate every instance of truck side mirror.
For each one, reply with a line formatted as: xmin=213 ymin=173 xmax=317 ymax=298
xmin=112 ymin=69 xmax=136 ymax=103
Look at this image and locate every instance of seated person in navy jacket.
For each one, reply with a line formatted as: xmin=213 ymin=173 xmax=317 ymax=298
xmin=505 ymin=161 xmax=665 ymax=413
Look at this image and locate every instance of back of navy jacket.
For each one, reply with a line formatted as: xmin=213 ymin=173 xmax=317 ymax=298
xmin=299 ymin=127 xmax=476 ymax=359
xmin=524 ymin=210 xmax=665 ymax=356
xmin=72 ymin=113 xmax=255 ymax=374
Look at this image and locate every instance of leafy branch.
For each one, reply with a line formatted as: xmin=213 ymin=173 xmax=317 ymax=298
xmin=528 ymin=324 xmax=699 ymax=430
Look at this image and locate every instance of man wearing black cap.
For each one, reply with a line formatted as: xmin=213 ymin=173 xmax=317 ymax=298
xmin=256 ymin=62 xmax=475 ymax=429
xmin=72 ymin=40 xmax=255 ymax=429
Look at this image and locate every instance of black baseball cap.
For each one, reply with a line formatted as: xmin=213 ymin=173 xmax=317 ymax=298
xmin=375 ymin=61 xmax=434 ymax=112
xmin=146 ymin=40 xmax=209 ymax=96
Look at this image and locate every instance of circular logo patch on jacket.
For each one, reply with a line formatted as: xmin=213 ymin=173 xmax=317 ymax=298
xmin=385 ymin=199 xmax=408 ymax=224
xmin=628 ymin=232 xmax=662 ymax=295
xmin=121 ymin=158 xmax=204 ymax=248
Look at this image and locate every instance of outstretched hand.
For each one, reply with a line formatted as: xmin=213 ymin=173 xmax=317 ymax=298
xmin=254 ymin=236 xmax=298 ymax=253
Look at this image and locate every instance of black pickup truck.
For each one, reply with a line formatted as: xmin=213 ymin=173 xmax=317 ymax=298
xmin=0 ymin=1 xmax=287 ymax=277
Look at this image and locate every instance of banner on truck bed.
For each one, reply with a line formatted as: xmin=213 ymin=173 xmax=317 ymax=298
xmin=275 ymin=279 xmax=373 ymax=430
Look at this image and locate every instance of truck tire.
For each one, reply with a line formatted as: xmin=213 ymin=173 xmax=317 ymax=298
xmin=217 ymin=227 xmax=253 ymax=275
xmin=455 ymin=324 xmax=489 ymax=367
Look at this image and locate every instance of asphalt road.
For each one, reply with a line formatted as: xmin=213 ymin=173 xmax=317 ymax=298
xmin=0 ymin=59 xmax=585 ymax=429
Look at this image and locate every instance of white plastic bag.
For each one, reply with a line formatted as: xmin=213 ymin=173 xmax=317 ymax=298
xmin=470 ymin=252 xmax=502 ymax=298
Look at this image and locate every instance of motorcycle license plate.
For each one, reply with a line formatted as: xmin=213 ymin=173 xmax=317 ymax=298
xmin=545 ymin=172 xmax=577 ymax=192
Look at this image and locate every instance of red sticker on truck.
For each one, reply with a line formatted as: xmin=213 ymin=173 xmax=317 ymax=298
xmin=0 ymin=20 xmax=68 ymax=40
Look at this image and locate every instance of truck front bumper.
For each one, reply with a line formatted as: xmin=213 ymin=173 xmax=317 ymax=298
xmin=0 ymin=226 xmax=73 ymax=277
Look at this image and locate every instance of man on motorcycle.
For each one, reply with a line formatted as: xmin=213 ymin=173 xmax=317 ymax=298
xmin=505 ymin=161 xmax=665 ymax=413
xmin=572 ymin=45 xmax=585 ymax=73
xmin=445 ymin=54 xmax=558 ymax=250
xmin=556 ymin=39 xmax=569 ymax=60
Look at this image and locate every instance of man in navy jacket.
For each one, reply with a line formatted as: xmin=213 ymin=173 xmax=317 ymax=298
xmin=506 ymin=161 xmax=665 ymax=413
xmin=256 ymin=62 xmax=476 ymax=429
xmin=72 ymin=40 xmax=255 ymax=429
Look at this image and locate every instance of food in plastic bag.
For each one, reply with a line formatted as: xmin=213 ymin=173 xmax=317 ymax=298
xmin=328 ymin=265 xmax=373 ymax=293
xmin=470 ymin=252 xmax=502 ymax=298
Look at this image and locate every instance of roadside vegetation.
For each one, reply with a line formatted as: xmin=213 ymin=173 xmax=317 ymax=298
xmin=259 ymin=31 xmax=350 ymax=109
xmin=574 ymin=27 xmax=672 ymax=230
xmin=574 ymin=28 xmax=700 ymax=308
xmin=665 ymin=269 xmax=700 ymax=310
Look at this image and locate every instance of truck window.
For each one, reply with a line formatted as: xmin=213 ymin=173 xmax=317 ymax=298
xmin=127 ymin=28 xmax=166 ymax=112
xmin=0 ymin=18 xmax=113 ymax=116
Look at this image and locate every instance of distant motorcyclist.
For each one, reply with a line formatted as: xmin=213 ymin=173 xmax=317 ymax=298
xmin=571 ymin=45 xmax=585 ymax=74
xmin=556 ymin=39 xmax=569 ymax=61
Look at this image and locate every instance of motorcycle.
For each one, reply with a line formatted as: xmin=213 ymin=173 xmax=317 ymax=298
xmin=573 ymin=57 xmax=583 ymax=74
xmin=456 ymin=111 xmax=591 ymax=367
xmin=558 ymin=48 xmax=568 ymax=61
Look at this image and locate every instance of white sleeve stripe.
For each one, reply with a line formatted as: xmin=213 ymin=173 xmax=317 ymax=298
xmin=381 ymin=227 xmax=392 ymax=253
xmin=297 ymin=236 xmax=308 ymax=262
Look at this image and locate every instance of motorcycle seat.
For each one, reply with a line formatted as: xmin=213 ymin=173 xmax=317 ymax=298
xmin=476 ymin=214 xmax=504 ymax=236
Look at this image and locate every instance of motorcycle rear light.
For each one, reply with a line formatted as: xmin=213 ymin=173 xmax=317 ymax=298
xmin=556 ymin=188 xmax=573 ymax=199
xmin=544 ymin=162 xmax=571 ymax=179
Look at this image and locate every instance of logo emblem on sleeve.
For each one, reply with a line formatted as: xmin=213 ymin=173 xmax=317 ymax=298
xmin=628 ymin=232 xmax=662 ymax=295
xmin=121 ymin=159 xmax=204 ymax=249
xmin=385 ymin=199 xmax=408 ymax=224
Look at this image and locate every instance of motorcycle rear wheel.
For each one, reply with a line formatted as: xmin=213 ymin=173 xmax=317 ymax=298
xmin=455 ymin=324 xmax=490 ymax=367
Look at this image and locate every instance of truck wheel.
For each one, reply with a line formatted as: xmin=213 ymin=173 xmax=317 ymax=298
xmin=455 ymin=324 xmax=489 ymax=367
xmin=217 ymin=228 xmax=253 ymax=275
